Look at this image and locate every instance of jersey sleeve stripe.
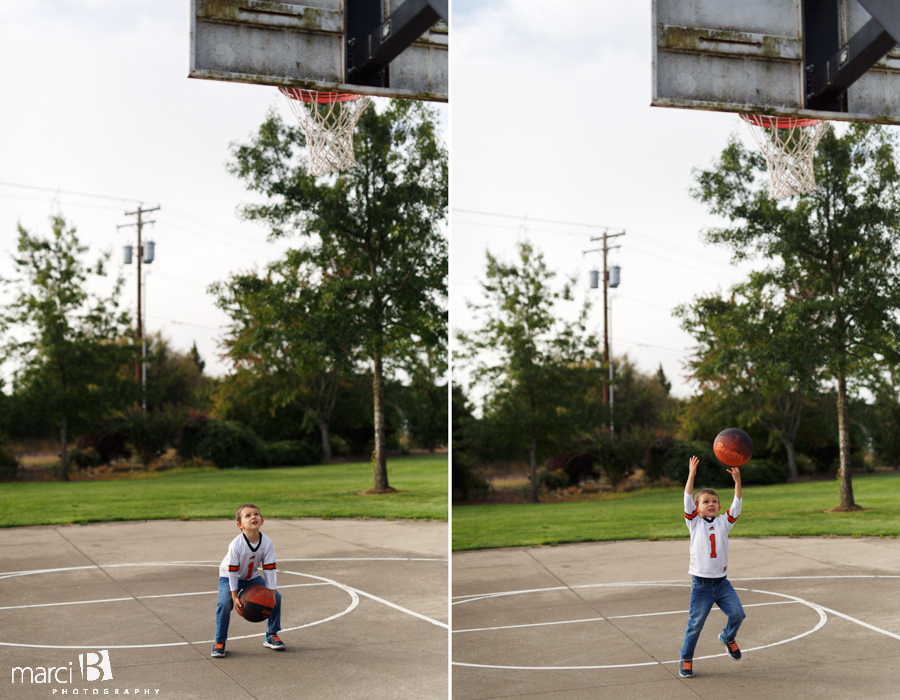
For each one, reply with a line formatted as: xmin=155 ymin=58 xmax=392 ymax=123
xmin=227 ymin=565 xmax=240 ymax=572
xmin=685 ymin=509 xmax=698 ymax=520
xmin=262 ymin=563 xmax=276 ymax=570
xmin=727 ymin=510 xmax=738 ymax=523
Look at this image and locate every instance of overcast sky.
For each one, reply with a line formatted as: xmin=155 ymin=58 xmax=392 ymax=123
xmin=449 ymin=1 xmax=781 ymax=402
xmin=0 ymin=0 xmax=447 ymax=383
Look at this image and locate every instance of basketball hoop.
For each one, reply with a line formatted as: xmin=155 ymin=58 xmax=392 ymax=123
xmin=740 ymin=114 xmax=831 ymax=200
xmin=278 ymin=88 xmax=371 ymax=176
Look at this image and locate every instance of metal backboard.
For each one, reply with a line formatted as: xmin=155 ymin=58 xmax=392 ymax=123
xmin=189 ymin=0 xmax=447 ymax=102
xmin=652 ymin=0 xmax=900 ymax=123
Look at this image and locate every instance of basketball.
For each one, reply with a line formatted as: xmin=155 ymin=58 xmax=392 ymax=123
xmin=713 ymin=428 xmax=753 ymax=467
xmin=237 ymin=584 xmax=276 ymax=623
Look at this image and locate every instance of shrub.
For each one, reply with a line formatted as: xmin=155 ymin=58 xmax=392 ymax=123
xmin=0 ymin=442 xmax=18 ymax=480
xmin=67 ymin=446 xmax=101 ymax=470
xmin=739 ymin=459 xmax=789 ymax=485
xmin=545 ymin=454 xmax=597 ymax=485
xmin=176 ymin=410 xmax=208 ymax=461
xmin=196 ymin=419 xmax=266 ymax=469
xmin=646 ymin=434 xmax=729 ymax=488
xmin=537 ymin=467 xmax=570 ymax=492
xmin=263 ymin=440 xmax=322 ymax=467
xmin=76 ymin=430 xmax=129 ymax=464
xmin=451 ymin=456 xmax=490 ymax=501
xmin=116 ymin=405 xmax=185 ymax=466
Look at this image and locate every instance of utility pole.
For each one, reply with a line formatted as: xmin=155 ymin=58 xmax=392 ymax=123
xmin=586 ymin=230 xmax=624 ymax=423
xmin=119 ymin=204 xmax=159 ymax=410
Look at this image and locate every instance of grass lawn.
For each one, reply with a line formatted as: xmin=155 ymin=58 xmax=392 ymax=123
xmin=452 ymin=472 xmax=900 ymax=551
xmin=0 ymin=454 xmax=448 ymax=527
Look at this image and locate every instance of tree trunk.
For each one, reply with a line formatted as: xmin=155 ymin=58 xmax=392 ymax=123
xmin=59 ymin=413 xmax=69 ymax=482
xmin=784 ymin=438 xmax=798 ymax=481
xmin=317 ymin=419 xmax=333 ymax=463
xmin=371 ymin=351 xmax=390 ymax=492
xmin=529 ymin=435 xmax=538 ymax=503
xmin=835 ymin=371 xmax=856 ymax=509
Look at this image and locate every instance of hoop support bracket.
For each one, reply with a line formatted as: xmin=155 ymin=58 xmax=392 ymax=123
xmin=805 ymin=0 xmax=900 ymax=111
xmin=346 ymin=0 xmax=447 ymax=87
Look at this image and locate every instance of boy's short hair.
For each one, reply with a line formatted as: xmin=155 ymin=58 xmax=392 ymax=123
xmin=236 ymin=503 xmax=261 ymax=521
xmin=693 ymin=488 xmax=719 ymax=505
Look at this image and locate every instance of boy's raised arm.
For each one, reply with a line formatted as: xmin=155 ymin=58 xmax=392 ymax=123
xmin=685 ymin=456 xmax=699 ymax=495
xmin=727 ymin=467 xmax=742 ymax=500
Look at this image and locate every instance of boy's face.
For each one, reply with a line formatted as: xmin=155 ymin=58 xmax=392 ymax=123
xmin=236 ymin=507 xmax=263 ymax=534
xmin=697 ymin=493 xmax=720 ymax=518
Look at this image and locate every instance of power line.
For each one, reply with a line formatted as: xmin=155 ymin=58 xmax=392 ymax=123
xmin=0 ymin=181 xmax=151 ymax=206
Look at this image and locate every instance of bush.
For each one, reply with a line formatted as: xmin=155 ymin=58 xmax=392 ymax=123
xmin=196 ymin=419 xmax=266 ymax=469
xmin=263 ymin=440 xmax=322 ymax=467
xmin=116 ymin=405 xmax=185 ymax=466
xmin=451 ymin=456 xmax=490 ymax=501
xmin=739 ymin=459 xmax=789 ymax=485
xmin=176 ymin=410 xmax=208 ymax=461
xmin=545 ymin=454 xmax=597 ymax=485
xmin=67 ymin=446 xmax=101 ymax=470
xmin=0 ymin=442 xmax=18 ymax=480
xmin=537 ymin=467 xmax=570 ymax=492
xmin=76 ymin=429 xmax=129 ymax=464
xmin=646 ymin=434 xmax=729 ymax=488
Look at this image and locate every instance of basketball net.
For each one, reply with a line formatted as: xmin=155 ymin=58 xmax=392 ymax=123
xmin=278 ymin=88 xmax=371 ymax=176
xmin=740 ymin=114 xmax=831 ymax=200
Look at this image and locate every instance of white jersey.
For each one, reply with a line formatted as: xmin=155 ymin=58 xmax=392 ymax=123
xmin=218 ymin=532 xmax=277 ymax=591
xmin=684 ymin=492 xmax=742 ymax=578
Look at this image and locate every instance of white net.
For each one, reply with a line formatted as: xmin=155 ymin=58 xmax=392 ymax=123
xmin=740 ymin=114 xmax=831 ymax=200
xmin=278 ymin=88 xmax=372 ymax=176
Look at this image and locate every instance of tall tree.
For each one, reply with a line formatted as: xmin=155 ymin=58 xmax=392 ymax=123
xmin=692 ymin=124 xmax=900 ymax=509
xmin=210 ymin=249 xmax=360 ymax=461
xmin=676 ymin=274 xmax=822 ymax=480
xmin=455 ymin=241 xmax=600 ymax=503
xmin=228 ymin=100 xmax=447 ymax=491
xmin=0 ymin=216 xmax=134 ymax=480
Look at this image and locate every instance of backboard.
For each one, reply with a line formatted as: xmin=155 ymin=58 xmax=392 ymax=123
xmin=652 ymin=0 xmax=900 ymax=123
xmin=189 ymin=0 xmax=447 ymax=102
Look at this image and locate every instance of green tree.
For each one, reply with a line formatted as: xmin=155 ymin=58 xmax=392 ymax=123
xmin=227 ymin=100 xmax=447 ymax=492
xmin=0 ymin=216 xmax=134 ymax=480
xmin=142 ymin=333 xmax=212 ymax=412
xmin=211 ymin=249 xmax=360 ymax=462
xmin=455 ymin=241 xmax=600 ymax=502
xmin=692 ymin=124 xmax=900 ymax=509
xmin=402 ymin=349 xmax=448 ymax=453
xmin=676 ymin=275 xmax=822 ymax=479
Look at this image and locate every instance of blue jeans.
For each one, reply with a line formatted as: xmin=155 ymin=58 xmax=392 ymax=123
xmin=215 ymin=576 xmax=282 ymax=643
xmin=679 ymin=576 xmax=745 ymax=659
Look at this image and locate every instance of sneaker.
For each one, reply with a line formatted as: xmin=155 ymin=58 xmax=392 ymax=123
xmin=678 ymin=659 xmax=693 ymax=678
xmin=264 ymin=634 xmax=285 ymax=651
xmin=211 ymin=642 xmax=226 ymax=658
xmin=719 ymin=633 xmax=741 ymax=660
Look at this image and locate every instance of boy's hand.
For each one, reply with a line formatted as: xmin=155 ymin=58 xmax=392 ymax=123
xmin=688 ymin=456 xmax=699 ymax=476
xmin=726 ymin=467 xmax=741 ymax=482
xmin=232 ymin=591 xmax=243 ymax=615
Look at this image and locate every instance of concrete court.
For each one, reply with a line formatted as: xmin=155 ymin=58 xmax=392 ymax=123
xmin=0 ymin=518 xmax=448 ymax=700
xmin=452 ymin=537 xmax=900 ymax=700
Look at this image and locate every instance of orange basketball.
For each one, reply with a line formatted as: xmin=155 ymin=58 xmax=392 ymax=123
xmin=237 ymin=584 xmax=276 ymax=623
xmin=713 ymin=428 xmax=753 ymax=467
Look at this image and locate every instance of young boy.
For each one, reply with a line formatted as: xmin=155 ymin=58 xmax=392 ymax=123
xmin=678 ymin=455 xmax=745 ymax=678
xmin=212 ymin=504 xmax=285 ymax=658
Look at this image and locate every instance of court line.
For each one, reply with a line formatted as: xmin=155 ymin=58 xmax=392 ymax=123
xmin=452 ymin=582 xmax=837 ymax=670
xmin=0 ymin=582 xmax=330 ymax=611
xmin=453 ymin=600 xmax=798 ymax=634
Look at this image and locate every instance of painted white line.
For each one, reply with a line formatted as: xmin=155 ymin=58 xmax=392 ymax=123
xmin=451 ymin=575 xmax=900 ymax=600
xmin=453 ymin=601 xmax=799 ymax=634
xmin=815 ymin=606 xmax=900 ymax=642
xmin=452 ymin=582 xmax=829 ymax=670
xmin=351 ymin=589 xmax=448 ymax=629
xmin=0 ymin=582 xmax=330 ymax=611
xmin=0 ymin=565 xmax=358 ymax=649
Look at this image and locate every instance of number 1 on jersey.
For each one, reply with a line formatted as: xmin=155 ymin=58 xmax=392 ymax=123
xmin=709 ymin=533 xmax=717 ymax=559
